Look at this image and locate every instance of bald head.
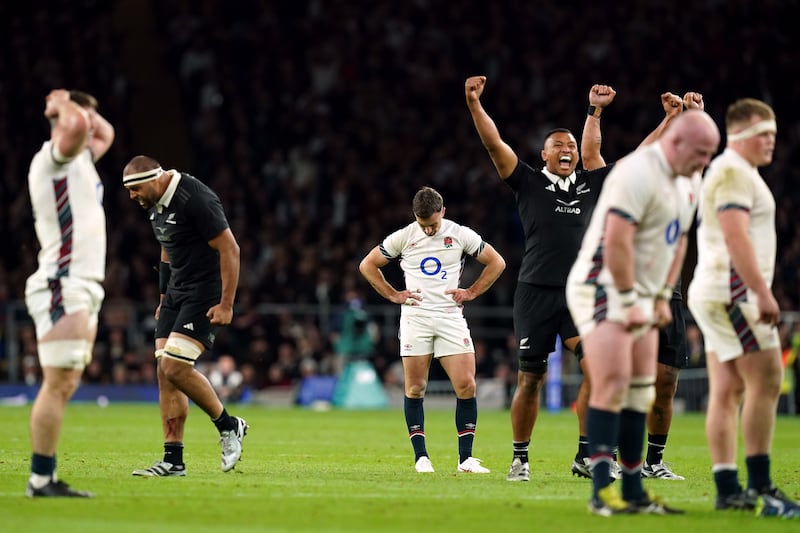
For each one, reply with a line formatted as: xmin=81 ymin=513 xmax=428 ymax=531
xmin=662 ymin=110 xmax=720 ymax=177
xmin=123 ymin=155 xmax=161 ymax=176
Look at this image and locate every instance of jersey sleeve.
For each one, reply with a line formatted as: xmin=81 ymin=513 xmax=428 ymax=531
xmin=188 ymin=187 xmax=230 ymax=241
xmin=603 ymin=165 xmax=653 ymax=224
xmin=379 ymin=226 xmax=408 ymax=260
xmin=707 ymin=165 xmax=755 ymax=213
xmin=34 ymin=141 xmax=69 ymax=175
xmin=458 ymin=224 xmax=484 ymax=257
xmin=504 ymin=159 xmax=533 ymax=192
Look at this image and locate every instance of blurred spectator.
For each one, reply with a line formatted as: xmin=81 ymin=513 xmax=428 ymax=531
xmin=2 ymin=1 xmax=800 ymax=391
xmin=208 ymin=354 xmax=246 ymax=403
xmin=267 ymin=341 xmax=300 ymax=387
xmin=332 ymin=292 xmax=378 ymax=375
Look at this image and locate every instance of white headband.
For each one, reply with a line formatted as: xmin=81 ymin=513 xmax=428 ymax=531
xmin=726 ymin=119 xmax=776 ymax=142
xmin=123 ymin=167 xmax=163 ymax=186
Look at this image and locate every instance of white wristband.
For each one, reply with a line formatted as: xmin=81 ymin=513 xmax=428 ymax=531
xmin=619 ymin=289 xmax=637 ymax=307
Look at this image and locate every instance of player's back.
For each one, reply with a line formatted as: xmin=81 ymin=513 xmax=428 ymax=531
xmin=27 ymin=141 xmax=106 ymax=283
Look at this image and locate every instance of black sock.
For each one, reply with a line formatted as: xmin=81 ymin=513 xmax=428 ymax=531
xmin=212 ymin=408 xmax=235 ymax=432
xmin=618 ymin=409 xmax=646 ymax=502
xmin=587 ymin=407 xmax=619 ymax=497
xmin=714 ymin=467 xmax=742 ymax=497
xmin=455 ymin=397 xmax=477 ymax=464
xmin=404 ymin=396 xmax=427 ymax=461
xmin=576 ymin=436 xmax=589 ymax=460
xmin=513 ymin=441 xmax=530 ymax=464
xmin=646 ymin=433 xmax=668 ymax=465
xmin=31 ymin=453 xmax=56 ymax=477
xmin=745 ymin=454 xmax=771 ymax=493
xmin=164 ymin=442 xmax=184 ymax=465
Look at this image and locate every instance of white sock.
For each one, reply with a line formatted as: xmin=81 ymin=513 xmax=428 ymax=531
xmin=29 ymin=473 xmax=52 ymax=489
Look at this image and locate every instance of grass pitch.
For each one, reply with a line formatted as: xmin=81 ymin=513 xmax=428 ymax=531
xmin=1 ymin=402 xmax=798 ymax=532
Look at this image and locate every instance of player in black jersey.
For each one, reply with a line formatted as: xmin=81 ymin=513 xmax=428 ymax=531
xmin=641 ymin=283 xmax=689 ymax=480
xmin=466 ymin=75 xmax=684 ymax=482
xmin=123 ymin=155 xmax=248 ymax=477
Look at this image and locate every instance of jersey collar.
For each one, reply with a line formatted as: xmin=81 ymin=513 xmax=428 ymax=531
xmin=156 ymin=170 xmax=182 ymax=213
xmin=541 ymin=167 xmax=576 ymax=191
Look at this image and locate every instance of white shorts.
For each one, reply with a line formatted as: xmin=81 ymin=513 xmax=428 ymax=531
xmin=399 ymin=313 xmax=474 ymax=358
xmin=25 ymin=276 xmax=104 ymax=339
xmin=687 ymin=299 xmax=780 ymax=362
xmin=566 ymin=283 xmax=654 ymax=340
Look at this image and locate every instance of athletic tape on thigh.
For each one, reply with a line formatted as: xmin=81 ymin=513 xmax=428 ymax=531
xmin=37 ymin=339 xmax=90 ymax=369
xmin=162 ymin=336 xmax=203 ymax=363
xmin=622 ymin=375 xmax=655 ymax=413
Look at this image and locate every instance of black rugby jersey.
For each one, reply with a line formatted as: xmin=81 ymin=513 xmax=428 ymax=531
xmin=148 ymin=173 xmax=229 ymax=292
xmin=505 ymin=159 xmax=612 ymax=287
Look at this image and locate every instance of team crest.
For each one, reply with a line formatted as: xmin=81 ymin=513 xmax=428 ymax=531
xmin=463 ymin=338 xmax=471 ymax=347
xmin=443 ymin=236 xmax=453 ymax=248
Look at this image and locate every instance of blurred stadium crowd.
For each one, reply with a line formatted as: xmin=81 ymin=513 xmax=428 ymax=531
xmin=1 ymin=0 xmax=799 ymax=392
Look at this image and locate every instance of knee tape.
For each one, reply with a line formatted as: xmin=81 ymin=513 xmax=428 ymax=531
xmin=518 ymin=354 xmax=549 ymax=374
xmin=38 ymin=339 xmax=90 ymax=369
xmin=623 ymin=376 xmax=655 ymax=413
xmin=162 ymin=337 xmax=204 ymax=364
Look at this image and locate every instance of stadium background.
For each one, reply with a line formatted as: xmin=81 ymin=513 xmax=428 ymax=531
xmin=1 ymin=0 xmax=798 ymax=406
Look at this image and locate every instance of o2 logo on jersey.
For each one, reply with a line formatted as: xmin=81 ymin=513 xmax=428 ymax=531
xmin=420 ymin=256 xmax=447 ymax=279
xmin=664 ymin=219 xmax=680 ymax=244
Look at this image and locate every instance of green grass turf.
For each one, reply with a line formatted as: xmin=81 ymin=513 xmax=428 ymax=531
xmin=1 ymin=402 xmax=798 ymax=532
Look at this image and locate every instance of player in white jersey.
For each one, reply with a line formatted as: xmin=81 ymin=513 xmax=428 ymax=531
xmin=687 ymin=98 xmax=800 ymax=517
xmin=359 ymin=186 xmax=505 ymax=474
xmin=24 ymin=89 xmax=114 ymax=498
xmin=566 ymin=110 xmax=719 ymax=515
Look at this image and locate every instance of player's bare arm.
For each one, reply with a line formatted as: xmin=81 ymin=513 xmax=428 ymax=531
xmin=654 ymin=234 xmax=688 ymax=328
xmin=718 ymin=208 xmax=780 ymax=324
xmin=637 ymin=92 xmax=683 ymax=149
xmin=87 ymin=110 xmax=115 ymax=161
xmin=445 ymin=242 xmax=506 ymax=305
xmin=581 ymin=83 xmax=617 ymax=170
xmin=682 ymin=91 xmax=704 ymax=110
xmin=155 ymin=246 xmax=170 ymax=320
xmin=46 ymin=89 xmax=91 ymax=159
xmin=465 ymin=75 xmax=518 ymax=179
xmin=359 ymin=246 xmax=423 ymax=306
xmin=206 ymin=228 xmax=240 ymax=325
xmin=604 ymin=212 xmax=648 ymax=329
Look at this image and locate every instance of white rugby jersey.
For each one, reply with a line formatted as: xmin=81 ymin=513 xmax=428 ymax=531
xmin=27 ymin=141 xmax=106 ymax=283
xmin=688 ymin=148 xmax=776 ymax=303
xmin=379 ymin=218 xmax=484 ymax=316
xmin=567 ymin=143 xmax=686 ymax=296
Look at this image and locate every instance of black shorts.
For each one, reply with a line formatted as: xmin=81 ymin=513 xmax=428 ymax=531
xmin=658 ymin=298 xmax=689 ymax=369
xmin=513 ymin=282 xmax=578 ymax=373
xmin=155 ymin=290 xmax=219 ymax=349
